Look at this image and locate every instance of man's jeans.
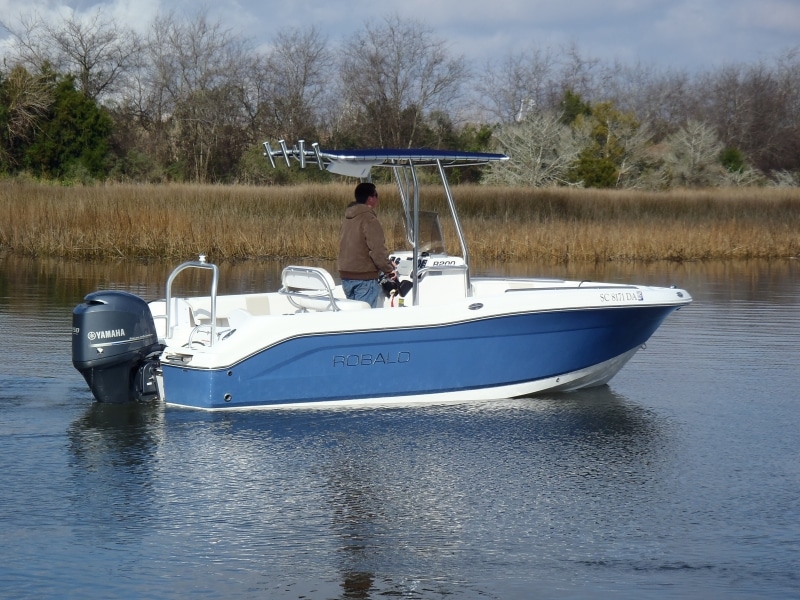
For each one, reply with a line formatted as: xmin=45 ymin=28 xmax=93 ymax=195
xmin=342 ymin=278 xmax=382 ymax=308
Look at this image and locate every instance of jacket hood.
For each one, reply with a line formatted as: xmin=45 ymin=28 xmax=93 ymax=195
xmin=344 ymin=202 xmax=373 ymax=219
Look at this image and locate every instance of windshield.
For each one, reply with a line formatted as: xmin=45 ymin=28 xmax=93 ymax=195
xmin=403 ymin=210 xmax=445 ymax=254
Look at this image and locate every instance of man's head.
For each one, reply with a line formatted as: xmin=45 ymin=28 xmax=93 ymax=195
xmin=354 ymin=182 xmax=378 ymax=204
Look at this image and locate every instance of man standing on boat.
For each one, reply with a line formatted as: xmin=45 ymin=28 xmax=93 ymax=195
xmin=339 ymin=182 xmax=396 ymax=308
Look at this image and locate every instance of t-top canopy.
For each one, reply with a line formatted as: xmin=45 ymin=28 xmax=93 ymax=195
xmin=263 ymin=140 xmax=508 ymax=177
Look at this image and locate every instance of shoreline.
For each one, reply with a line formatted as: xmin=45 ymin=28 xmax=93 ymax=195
xmin=1 ymin=181 xmax=798 ymax=263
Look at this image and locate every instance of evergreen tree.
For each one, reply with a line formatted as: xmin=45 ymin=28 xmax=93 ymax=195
xmin=568 ymin=101 xmax=651 ymax=188
xmin=24 ymin=75 xmax=112 ymax=179
xmin=720 ymin=146 xmax=746 ymax=172
xmin=560 ymin=90 xmax=591 ymax=125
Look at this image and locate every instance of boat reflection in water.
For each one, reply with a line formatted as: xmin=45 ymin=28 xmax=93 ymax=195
xmin=68 ymin=385 xmax=666 ymax=597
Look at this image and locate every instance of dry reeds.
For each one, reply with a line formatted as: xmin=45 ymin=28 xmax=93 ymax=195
xmin=1 ymin=180 xmax=798 ymax=263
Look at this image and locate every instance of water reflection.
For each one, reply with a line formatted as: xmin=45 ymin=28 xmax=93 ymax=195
xmin=2 ymin=252 xmax=798 ymax=312
xmin=67 ymin=401 xmax=165 ymax=544
xmin=527 ymin=386 xmax=668 ymax=445
xmin=69 ymin=400 xmax=165 ymax=457
xmin=170 ymin=387 xmax=666 ymax=598
xmin=0 ymin=253 xmax=290 ymax=309
xmin=340 ymin=571 xmax=374 ymax=599
xmin=60 ymin=384 xmax=669 ymax=599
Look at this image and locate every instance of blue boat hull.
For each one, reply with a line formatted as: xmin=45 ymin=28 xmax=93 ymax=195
xmin=161 ymin=304 xmax=678 ymax=409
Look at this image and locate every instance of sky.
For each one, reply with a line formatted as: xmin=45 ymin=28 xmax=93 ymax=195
xmin=1 ymin=0 xmax=799 ymax=72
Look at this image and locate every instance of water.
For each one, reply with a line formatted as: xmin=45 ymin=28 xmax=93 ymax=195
xmin=1 ymin=255 xmax=798 ymax=599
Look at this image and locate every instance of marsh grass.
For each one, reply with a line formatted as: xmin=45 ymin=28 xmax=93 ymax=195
xmin=1 ymin=180 xmax=798 ymax=263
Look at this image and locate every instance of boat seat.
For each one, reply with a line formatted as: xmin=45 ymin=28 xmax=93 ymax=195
xmin=280 ymin=265 xmax=370 ymax=312
xmin=192 ymin=307 xmax=227 ymax=327
xmin=227 ymin=307 xmax=252 ymax=329
xmin=245 ymin=295 xmax=271 ymax=315
xmin=174 ymin=301 xmax=248 ymax=346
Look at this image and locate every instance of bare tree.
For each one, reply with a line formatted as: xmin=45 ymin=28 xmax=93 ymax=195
xmin=483 ymin=110 xmax=582 ymax=187
xmin=139 ymin=10 xmax=252 ymax=181
xmin=2 ymin=8 xmax=142 ymax=101
xmin=601 ymin=62 xmax=695 ymax=140
xmin=338 ymin=14 xmax=467 ymax=148
xmin=776 ymin=47 xmax=800 ymax=126
xmin=681 ymin=50 xmax=800 ymax=174
xmin=476 ymin=42 xmax=628 ymax=126
xmin=475 ymin=47 xmax=557 ymax=123
xmin=663 ymin=119 xmax=725 ymax=186
xmin=615 ymin=122 xmax=658 ymax=188
xmin=768 ymin=169 xmax=800 ymax=187
xmin=260 ymin=26 xmax=333 ymax=142
xmin=557 ymin=42 xmax=606 ymax=102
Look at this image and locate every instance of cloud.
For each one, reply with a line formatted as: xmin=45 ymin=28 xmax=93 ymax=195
xmin=1 ymin=0 xmax=161 ymax=33
xmin=1 ymin=0 xmax=797 ymax=71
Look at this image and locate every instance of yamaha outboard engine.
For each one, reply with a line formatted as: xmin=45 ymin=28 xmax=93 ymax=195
xmin=72 ymin=290 xmax=163 ymax=403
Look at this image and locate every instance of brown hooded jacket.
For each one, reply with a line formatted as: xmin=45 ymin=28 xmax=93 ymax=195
xmin=338 ymin=202 xmax=395 ymax=280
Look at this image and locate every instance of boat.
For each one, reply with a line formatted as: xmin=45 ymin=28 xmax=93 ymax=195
xmin=71 ymin=142 xmax=691 ymax=410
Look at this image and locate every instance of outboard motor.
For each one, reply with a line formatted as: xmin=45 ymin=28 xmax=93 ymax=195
xmin=72 ymin=290 xmax=163 ymax=403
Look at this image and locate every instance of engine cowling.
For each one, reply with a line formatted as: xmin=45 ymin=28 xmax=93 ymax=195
xmin=72 ymin=290 xmax=163 ymax=403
